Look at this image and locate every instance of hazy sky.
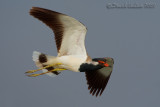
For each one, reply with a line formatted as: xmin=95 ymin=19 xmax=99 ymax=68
xmin=0 ymin=0 xmax=160 ymax=107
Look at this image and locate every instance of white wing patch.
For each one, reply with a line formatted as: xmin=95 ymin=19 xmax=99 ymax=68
xmin=57 ymin=15 xmax=87 ymax=56
xmin=30 ymin=7 xmax=88 ymax=57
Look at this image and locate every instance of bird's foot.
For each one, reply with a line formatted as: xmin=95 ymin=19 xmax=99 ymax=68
xmin=26 ymin=68 xmax=66 ymax=77
xmin=25 ymin=63 xmax=66 ymax=77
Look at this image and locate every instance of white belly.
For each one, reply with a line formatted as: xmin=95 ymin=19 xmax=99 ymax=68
xmin=57 ymin=55 xmax=87 ymax=72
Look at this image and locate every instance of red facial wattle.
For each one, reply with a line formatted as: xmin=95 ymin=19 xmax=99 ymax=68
xmin=98 ymin=60 xmax=109 ymax=67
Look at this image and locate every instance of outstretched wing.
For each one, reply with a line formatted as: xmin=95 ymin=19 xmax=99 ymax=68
xmin=30 ymin=7 xmax=87 ymax=56
xmin=85 ymin=58 xmax=114 ymax=96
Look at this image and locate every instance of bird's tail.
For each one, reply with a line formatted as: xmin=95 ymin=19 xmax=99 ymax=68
xmin=32 ymin=51 xmax=61 ymax=77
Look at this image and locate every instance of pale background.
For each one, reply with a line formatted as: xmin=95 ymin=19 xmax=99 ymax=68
xmin=0 ymin=0 xmax=160 ymax=107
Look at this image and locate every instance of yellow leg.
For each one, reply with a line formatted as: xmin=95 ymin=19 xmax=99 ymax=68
xmin=25 ymin=63 xmax=63 ymax=74
xmin=26 ymin=68 xmax=66 ymax=77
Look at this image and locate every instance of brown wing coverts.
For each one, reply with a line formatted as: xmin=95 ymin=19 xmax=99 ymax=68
xmin=30 ymin=7 xmax=64 ymax=51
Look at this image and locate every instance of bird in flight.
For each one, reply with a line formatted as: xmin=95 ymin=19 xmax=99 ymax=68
xmin=26 ymin=7 xmax=114 ymax=97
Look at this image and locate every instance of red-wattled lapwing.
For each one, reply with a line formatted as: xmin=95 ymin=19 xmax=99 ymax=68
xmin=26 ymin=7 xmax=114 ymax=97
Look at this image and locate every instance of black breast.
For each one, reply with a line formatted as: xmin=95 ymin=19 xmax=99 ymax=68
xmin=79 ymin=63 xmax=103 ymax=72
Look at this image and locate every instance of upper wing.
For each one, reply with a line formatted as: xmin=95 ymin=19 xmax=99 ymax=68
xmin=85 ymin=58 xmax=114 ymax=96
xmin=30 ymin=7 xmax=87 ymax=56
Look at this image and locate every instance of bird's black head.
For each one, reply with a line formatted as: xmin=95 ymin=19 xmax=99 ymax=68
xmin=79 ymin=57 xmax=114 ymax=72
